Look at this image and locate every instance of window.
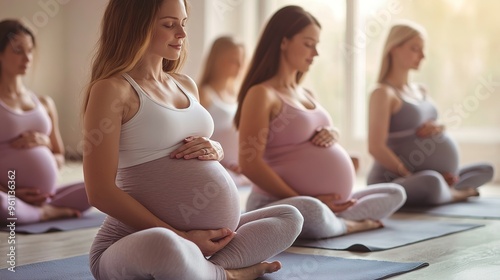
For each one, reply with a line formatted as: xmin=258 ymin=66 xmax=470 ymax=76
xmin=364 ymin=0 xmax=500 ymax=141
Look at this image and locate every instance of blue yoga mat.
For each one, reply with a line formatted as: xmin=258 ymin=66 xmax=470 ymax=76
xmin=0 ymin=252 xmax=428 ymax=280
xmin=293 ymin=219 xmax=482 ymax=252
xmin=400 ymin=197 xmax=500 ymax=219
xmin=1 ymin=211 xmax=106 ymax=234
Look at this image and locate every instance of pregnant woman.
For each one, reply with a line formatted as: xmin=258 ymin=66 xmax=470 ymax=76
xmin=367 ymin=21 xmax=494 ymax=206
xmin=198 ymin=36 xmax=251 ymax=187
xmin=83 ymin=1 xmax=303 ymax=279
xmin=0 ymin=19 xmax=89 ymax=224
xmin=235 ymin=6 xmax=406 ymax=239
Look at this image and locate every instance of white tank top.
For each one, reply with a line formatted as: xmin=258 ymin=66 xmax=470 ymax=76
xmin=203 ymin=86 xmax=239 ymax=166
xmin=118 ymin=73 xmax=214 ymax=168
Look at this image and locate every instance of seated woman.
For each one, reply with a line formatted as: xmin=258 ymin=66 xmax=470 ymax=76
xmin=367 ymin=21 xmax=494 ymax=206
xmin=0 ymin=19 xmax=90 ymax=224
xmin=83 ymin=1 xmax=303 ymax=279
xmin=235 ymin=5 xmax=406 ymax=239
xmin=198 ymin=36 xmax=251 ymax=187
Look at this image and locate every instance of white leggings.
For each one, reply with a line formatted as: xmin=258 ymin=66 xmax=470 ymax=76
xmin=246 ymin=183 xmax=406 ymax=239
xmin=92 ymin=205 xmax=303 ymax=280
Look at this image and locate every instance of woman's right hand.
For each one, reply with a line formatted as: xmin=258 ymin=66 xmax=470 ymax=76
xmin=315 ymin=194 xmax=357 ymax=213
xmin=183 ymin=228 xmax=236 ymax=256
xmin=416 ymin=121 xmax=444 ymax=138
xmin=15 ymin=188 xmax=52 ymax=206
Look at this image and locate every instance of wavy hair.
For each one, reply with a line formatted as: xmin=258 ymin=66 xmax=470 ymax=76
xmin=82 ymin=0 xmax=188 ymax=113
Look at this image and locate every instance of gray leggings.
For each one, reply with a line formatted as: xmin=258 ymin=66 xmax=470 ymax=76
xmin=393 ymin=163 xmax=494 ymax=206
xmin=246 ymin=183 xmax=406 ymax=239
xmin=93 ymin=205 xmax=303 ymax=280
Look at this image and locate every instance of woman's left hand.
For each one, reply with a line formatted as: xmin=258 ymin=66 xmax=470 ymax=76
xmin=170 ymin=136 xmax=224 ymax=161
xmin=310 ymin=126 xmax=339 ymax=147
xmin=10 ymin=131 xmax=52 ymax=150
xmin=416 ymin=121 xmax=444 ymax=138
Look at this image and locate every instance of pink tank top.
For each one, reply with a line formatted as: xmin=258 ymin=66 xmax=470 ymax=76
xmin=0 ymin=93 xmax=58 ymax=195
xmin=255 ymin=91 xmax=355 ymax=202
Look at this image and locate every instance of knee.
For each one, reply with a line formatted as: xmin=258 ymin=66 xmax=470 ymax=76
xmin=415 ymin=170 xmax=444 ymax=186
xmin=386 ymin=183 xmax=407 ymax=204
xmin=269 ymin=204 xmax=304 ymax=236
xmin=484 ymin=165 xmax=494 ymax=179
xmin=138 ymin=228 xmax=185 ymax=256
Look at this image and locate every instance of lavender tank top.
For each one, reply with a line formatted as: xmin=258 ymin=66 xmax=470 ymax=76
xmin=0 ymin=93 xmax=58 ymax=195
xmin=254 ymin=90 xmax=355 ymax=202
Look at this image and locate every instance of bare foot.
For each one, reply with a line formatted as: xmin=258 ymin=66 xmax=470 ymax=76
xmin=40 ymin=204 xmax=81 ymax=221
xmin=345 ymin=219 xmax=383 ymax=234
xmin=226 ymin=261 xmax=281 ymax=280
xmin=451 ymin=187 xmax=480 ymax=202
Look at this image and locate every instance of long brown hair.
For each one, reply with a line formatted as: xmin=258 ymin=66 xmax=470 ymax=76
xmin=377 ymin=21 xmax=426 ymax=83
xmin=82 ymin=0 xmax=188 ymax=114
xmin=233 ymin=5 xmax=320 ymax=128
xmin=0 ymin=19 xmax=36 ymax=78
xmin=198 ymin=36 xmax=243 ymax=88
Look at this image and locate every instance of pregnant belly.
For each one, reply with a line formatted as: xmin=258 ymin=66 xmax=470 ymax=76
xmin=266 ymin=142 xmax=355 ymax=202
xmin=116 ymin=156 xmax=241 ymax=232
xmin=0 ymin=146 xmax=58 ymax=195
xmin=392 ymin=133 xmax=459 ymax=175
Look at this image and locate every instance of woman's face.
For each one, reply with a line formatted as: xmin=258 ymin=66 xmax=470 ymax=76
xmin=216 ymin=46 xmax=244 ymax=79
xmin=391 ymin=35 xmax=425 ymax=70
xmin=150 ymin=0 xmax=187 ymax=60
xmin=280 ymin=23 xmax=320 ymax=73
xmin=0 ymin=33 xmax=34 ymax=77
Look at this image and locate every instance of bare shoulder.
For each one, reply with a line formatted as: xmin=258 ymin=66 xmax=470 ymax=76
xmin=89 ymin=76 xmax=134 ymax=104
xmin=169 ymin=72 xmax=199 ymax=99
xmin=245 ymin=83 xmax=278 ymax=104
xmin=38 ymin=95 xmax=56 ymax=110
xmin=370 ymin=83 xmax=397 ymax=101
xmin=91 ymin=76 xmax=132 ymax=97
xmin=302 ymin=87 xmax=319 ymax=99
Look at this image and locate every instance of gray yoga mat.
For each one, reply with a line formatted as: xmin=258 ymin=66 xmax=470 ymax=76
xmin=261 ymin=252 xmax=428 ymax=280
xmin=0 ymin=252 xmax=428 ymax=280
xmin=293 ymin=219 xmax=482 ymax=252
xmin=1 ymin=211 xmax=106 ymax=234
xmin=400 ymin=197 xmax=500 ymax=219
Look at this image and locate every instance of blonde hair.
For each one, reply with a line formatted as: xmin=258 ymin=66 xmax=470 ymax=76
xmin=82 ymin=0 xmax=188 ymax=113
xmin=377 ymin=21 xmax=426 ymax=83
xmin=198 ymin=36 xmax=243 ymax=88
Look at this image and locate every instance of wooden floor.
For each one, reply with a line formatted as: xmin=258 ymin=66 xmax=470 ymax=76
xmin=1 ymin=161 xmax=500 ymax=279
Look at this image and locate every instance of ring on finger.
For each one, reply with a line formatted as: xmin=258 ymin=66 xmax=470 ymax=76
xmin=203 ymin=148 xmax=208 ymax=155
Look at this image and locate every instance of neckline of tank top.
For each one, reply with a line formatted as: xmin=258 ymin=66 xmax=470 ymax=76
xmin=382 ymin=81 xmax=427 ymax=103
xmin=0 ymin=91 xmax=42 ymax=115
xmin=204 ymin=86 xmax=238 ymax=107
xmin=122 ymin=73 xmax=195 ymax=112
xmin=271 ymin=86 xmax=319 ymax=112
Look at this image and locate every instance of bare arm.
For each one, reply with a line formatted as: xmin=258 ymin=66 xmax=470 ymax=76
xmin=39 ymin=96 xmax=65 ymax=169
xmin=368 ymin=87 xmax=411 ymax=176
xmin=238 ymin=85 xmax=299 ymax=198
